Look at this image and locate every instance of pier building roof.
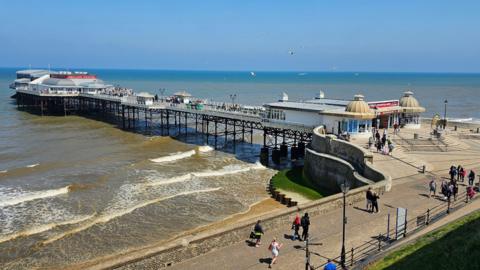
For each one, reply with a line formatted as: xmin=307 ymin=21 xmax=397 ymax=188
xmin=399 ymin=91 xmax=425 ymax=113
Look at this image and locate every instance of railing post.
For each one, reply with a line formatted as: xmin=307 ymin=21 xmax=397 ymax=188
xmin=350 ymin=247 xmax=354 ymax=267
xmin=447 ymin=197 xmax=451 ymax=214
xmin=426 ymin=209 xmax=430 ymax=225
xmin=378 ymin=234 xmax=381 ymax=251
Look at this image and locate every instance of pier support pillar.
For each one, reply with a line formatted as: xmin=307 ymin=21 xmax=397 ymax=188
xmin=260 ymin=147 xmax=269 ymax=166
xmin=280 ymin=143 xmax=288 ymax=158
xmin=291 ymin=144 xmax=298 ymax=160
xmin=272 ymin=147 xmax=281 ymax=165
xmin=298 ymin=142 xmax=306 ymax=158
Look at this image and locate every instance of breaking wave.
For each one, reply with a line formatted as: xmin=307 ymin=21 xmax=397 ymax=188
xmin=26 ymin=163 xmax=39 ymax=168
xmin=0 ymin=214 xmax=95 ymax=244
xmin=146 ymin=162 xmax=266 ymax=186
xmin=42 ymin=187 xmax=221 ymax=245
xmin=192 ymin=162 xmax=265 ymax=178
xmin=0 ymin=170 xmax=7 ymax=174
xmin=197 ymin=145 xmax=214 ymax=153
xmin=0 ymin=186 xmax=70 ymax=208
xmin=149 ymin=150 xmax=196 ymax=163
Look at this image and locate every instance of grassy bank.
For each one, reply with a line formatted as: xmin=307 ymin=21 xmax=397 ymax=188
xmin=367 ymin=210 xmax=480 ymax=270
xmin=271 ymin=167 xmax=325 ymax=200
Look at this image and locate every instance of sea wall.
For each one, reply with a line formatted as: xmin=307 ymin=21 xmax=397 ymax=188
xmin=93 ymin=181 xmax=389 ymax=270
xmin=304 ymin=127 xmax=390 ymax=194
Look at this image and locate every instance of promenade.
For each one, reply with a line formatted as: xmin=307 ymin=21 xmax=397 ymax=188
xmin=163 ymin=128 xmax=480 ymax=270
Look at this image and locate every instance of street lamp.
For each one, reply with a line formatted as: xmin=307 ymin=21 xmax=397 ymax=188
xmin=443 ymin=99 xmax=448 ymax=129
xmin=340 ymin=180 xmax=350 ymax=269
xmin=229 ymin=94 xmax=237 ymax=104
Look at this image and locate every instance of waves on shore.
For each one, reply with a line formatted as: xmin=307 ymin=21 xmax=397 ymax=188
xmin=197 ymin=145 xmax=214 ymax=153
xmin=42 ymin=187 xmax=222 ymax=245
xmin=0 ymin=186 xmax=70 ymax=208
xmin=0 ymin=214 xmax=95 ymax=244
xmin=149 ymin=145 xmax=214 ymax=164
xmin=145 ymin=162 xmax=266 ymax=187
xmin=26 ymin=163 xmax=40 ymax=168
xmin=149 ymin=150 xmax=196 ymax=163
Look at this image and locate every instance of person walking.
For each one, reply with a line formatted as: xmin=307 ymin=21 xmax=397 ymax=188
xmin=457 ymin=165 xmax=462 ymax=181
xmin=292 ymin=214 xmax=301 ymax=241
xmin=449 ymin=165 xmax=457 ymax=181
xmin=371 ymin=192 xmax=380 ymax=213
xmin=253 ymin=220 xmax=264 ymax=247
xmin=461 ymin=167 xmax=467 ymax=182
xmin=301 ymin=213 xmax=310 ymax=241
xmin=366 ymin=187 xmax=373 ymax=212
xmin=324 ymin=259 xmax=337 ymax=270
xmin=469 ymin=170 xmax=476 ymax=186
xmin=268 ymin=237 xmax=283 ymax=268
xmin=368 ymin=136 xmax=374 ymax=150
xmin=429 ymin=178 xmax=437 ymax=198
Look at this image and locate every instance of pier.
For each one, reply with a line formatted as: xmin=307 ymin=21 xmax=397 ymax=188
xmin=13 ymin=89 xmax=313 ymax=166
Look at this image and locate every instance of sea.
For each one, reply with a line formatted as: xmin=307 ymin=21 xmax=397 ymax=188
xmin=1 ymin=68 xmax=480 ymax=269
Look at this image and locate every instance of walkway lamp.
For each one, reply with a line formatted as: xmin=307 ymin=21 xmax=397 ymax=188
xmin=340 ymin=180 xmax=350 ymax=268
xmin=443 ymin=99 xmax=448 ymax=128
xmin=229 ymin=94 xmax=237 ymax=104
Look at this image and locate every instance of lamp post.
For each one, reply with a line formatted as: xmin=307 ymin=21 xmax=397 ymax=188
xmin=340 ymin=180 xmax=350 ymax=269
xmin=229 ymin=94 xmax=237 ymax=104
xmin=443 ymin=99 xmax=448 ymax=128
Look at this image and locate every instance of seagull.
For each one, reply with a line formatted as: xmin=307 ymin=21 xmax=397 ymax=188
xmin=250 ymin=71 xmax=256 ymax=77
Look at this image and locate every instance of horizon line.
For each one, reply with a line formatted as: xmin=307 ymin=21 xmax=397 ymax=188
xmin=1 ymin=66 xmax=479 ymax=75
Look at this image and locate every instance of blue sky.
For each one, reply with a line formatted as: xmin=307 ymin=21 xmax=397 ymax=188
xmin=0 ymin=0 xmax=479 ymax=72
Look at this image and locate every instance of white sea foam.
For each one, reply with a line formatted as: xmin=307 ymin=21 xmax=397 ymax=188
xmin=146 ymin=162 xmax=266 ymax=186
xmin=149 ymin=150 xmax=196 ymax=163
xmin=42 ymin=187 xmax=221 ymax=245
xmin=145 ymin=173 xmax=193 ymax=187
xmin=0 ymin=170 xmax=7 ymax=174
xmin=0 ymin=214 xmax=95 ymax=244
xmin=0 ymin=186 xmax=70 ymax=208
xmin=26 ymin=163 xmax=39 ymax=168
xmin=192 ymin=162 xmax=265 ymax=178
xmin=197 ymin=145 xmax=214 ymax=153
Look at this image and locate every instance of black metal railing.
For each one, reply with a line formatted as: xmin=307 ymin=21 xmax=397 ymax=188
xmin=310 ymin=188 xmax=476 ymax=269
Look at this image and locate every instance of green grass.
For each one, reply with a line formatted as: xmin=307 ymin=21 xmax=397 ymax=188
xmin=367 ymin=210 xmax=480 ymax=270
xmin=271 ymin=167 xmax=326 ymax=200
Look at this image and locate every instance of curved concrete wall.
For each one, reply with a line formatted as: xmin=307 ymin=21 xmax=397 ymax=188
xmin=305 ymin=127 xmax=391 ymax=193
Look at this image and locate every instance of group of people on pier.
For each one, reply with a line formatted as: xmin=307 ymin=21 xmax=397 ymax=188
xmin=428 ymin=165 xmax=477 ymax=201
xmin=368 ymin=128 xmax=394 ymax=155
xmin=99 ymin=87 xmax=133 ymax=97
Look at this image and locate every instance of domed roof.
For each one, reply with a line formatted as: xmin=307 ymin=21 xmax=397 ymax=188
xmin=399 ymin=91 xmax=420 ymax=108
xmin=399 ymin=91 xmax=426 ymax=113
xmin=346 ymin=94 xmax=372 ymax=114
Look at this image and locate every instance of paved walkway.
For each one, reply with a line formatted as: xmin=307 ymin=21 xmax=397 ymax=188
xmin=167 ymin=129 xmax=480 ymax=270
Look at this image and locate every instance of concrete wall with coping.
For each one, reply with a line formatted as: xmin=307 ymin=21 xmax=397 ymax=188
xmin=98 ymin=182 xmax=389 ymax=270
xmin=304 ymin=127 xmax=391 ymax=194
